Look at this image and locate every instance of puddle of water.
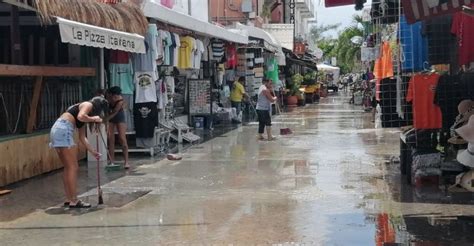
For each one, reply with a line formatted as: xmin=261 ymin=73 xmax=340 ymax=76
xmin=80 ymin=190 xmax=151 ymax=208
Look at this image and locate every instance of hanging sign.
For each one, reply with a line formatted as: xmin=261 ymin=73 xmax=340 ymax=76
xmin=57 ymin=17 xmax=145 ymax=54
xmin=294 ymin=42 xmax=306 ymax=55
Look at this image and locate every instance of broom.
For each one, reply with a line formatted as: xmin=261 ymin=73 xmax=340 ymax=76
xmin=97 ymin=128 xmax=121 ymax=171
xmin=95 ymin=128 xmax=104 ymax=205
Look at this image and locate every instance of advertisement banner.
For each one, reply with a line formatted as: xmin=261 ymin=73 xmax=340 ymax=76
xmin=57 ymin=17 xmax=145 ymax=54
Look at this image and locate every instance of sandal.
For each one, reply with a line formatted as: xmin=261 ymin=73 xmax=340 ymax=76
xmin=63 ymin=202 xmax=70 ymax=207
xmin=69 ymin=200 xmax=91 ymax=209
xmin=257 ymin=135 xmax=265 ymax=141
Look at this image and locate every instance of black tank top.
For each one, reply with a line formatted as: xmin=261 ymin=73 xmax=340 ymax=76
xmin=66 ymin=104 xmax=85 ymax=128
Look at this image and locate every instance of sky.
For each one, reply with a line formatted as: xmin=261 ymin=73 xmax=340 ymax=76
xmin=314 ymin=0 xmax=372 ymax=37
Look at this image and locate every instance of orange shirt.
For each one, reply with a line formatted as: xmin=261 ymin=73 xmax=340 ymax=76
xmin=406 ymin=73 xmax=442 ymax=129
xmin=374 ymin=42 xmax=394 ymax=101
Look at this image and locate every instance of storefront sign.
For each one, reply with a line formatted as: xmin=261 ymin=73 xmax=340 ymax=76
xmin=57 ymin=17 xmax=145 ymax=54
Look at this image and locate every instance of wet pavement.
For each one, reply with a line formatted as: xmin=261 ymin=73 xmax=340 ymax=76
xmin=1 ymin=93 xmax=474 ymax=245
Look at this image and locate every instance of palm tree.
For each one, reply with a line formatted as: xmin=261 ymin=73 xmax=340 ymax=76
xmin=332 ymin=15 xmax=365 ymax=72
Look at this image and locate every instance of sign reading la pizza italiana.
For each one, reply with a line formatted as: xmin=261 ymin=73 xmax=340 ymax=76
xmin=57 ymin=17 xmax=145 ymax=54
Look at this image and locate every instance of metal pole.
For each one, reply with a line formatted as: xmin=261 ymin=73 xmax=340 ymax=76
xmin=100 ymin=48 xmax=105 ymax=89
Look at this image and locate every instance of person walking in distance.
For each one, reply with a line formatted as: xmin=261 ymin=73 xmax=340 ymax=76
xmin=49 ymin=96 xmax=109 ymax=208
xmin=256 ymin=79 xmax=277 ymax=141
xmin=230 ymin=76 xmax=248 ymax=122
xmin=106 ymin=86 xmax=130 ymax=169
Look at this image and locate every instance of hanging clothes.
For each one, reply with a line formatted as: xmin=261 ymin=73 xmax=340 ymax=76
xmin=374 ymin=42 xmax=394 ymax=101
xmin=173 ymin=34 xmax=181 ymax=67
xmin=134 ymin=102 xmax=158 ymax=138
xmin=161 ymin=30 xmax=173 ymax=66
xmin=193 ymin=39 xmax=205 ymax=69
xmin=132 ymin=24 xmax=159 ymax=72
xmin=399 ymin=15 xmax=428 ymax=72
xmin=109 ymin=50 xmax=134 ymax=95
xmin=265 ymin=57 xmax=279 ymax=85
xmin=211 ymin=38 xmax=225 ymax=61
xmin=451 ymin=7 xmax=474 ymax=67
xmin=226 ymin=43 xmax=237 ymax=69
xmin=434 ymin=74 xmax=464 ymax=130
xmin=406 ymin=73 xmax=442 ymax=129
xmin=135 ymin=71 xmax=158 ymax=103
xmin=178 ymin=36 xmax=195 ymax=69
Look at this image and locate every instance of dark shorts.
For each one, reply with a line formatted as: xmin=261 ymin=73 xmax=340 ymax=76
xmin=257 ymin=110 xmax=272 ymax=126
xmin=371 ymin=97 xmax=377 ymax=108
xmin=110 ymin=110 xmax=126 ymax=124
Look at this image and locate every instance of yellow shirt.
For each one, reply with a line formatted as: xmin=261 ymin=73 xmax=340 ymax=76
xmin=178 ymin=36 xmax=194 ymax=69
xmin=230 ymin=81 xmax=245 ymax=102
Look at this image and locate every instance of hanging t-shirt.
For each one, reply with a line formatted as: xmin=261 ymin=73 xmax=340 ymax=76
xmin=202 ymin=38 xmax=211 ymax=61
xmin=406 ymin=73 xmax=442 ymax=129
xmin=161 ymin=30 xmax=173 ymax=66
xmin=132 ymin=24 xmax=158 ymax=72
xmin=226 ymin=43 xmax=237 ymax=69
xmin=173 ymin=34 xmax=181 ymax=67
xmin=156 ymin=30 xmax=164 ymax=65
xmin=178 ymin=36 xmax=195 ymax=69
xmin=134 ymin=102 xmax=158 ymax=138
xmin=399 ymin=15 xmax=428 ymax=71
xmin=211 ymin=39 xmax=225 ymax=61
xmin=135 ymin=71 xmax=158 ymax=103
xmin=169 ymin=33 xmax=177 ymax=67
xmin=193 ymin=39 xmax=205 ymax=69
xmin=451 ymin=9 xmax=474 ymax=67
xmin=109 ymin=50 xmax=129 ymax=64
xmin=109 ymin=63 xmax=134 ymax=95
xmin=433 ymin=74 xmax=464 ymax=130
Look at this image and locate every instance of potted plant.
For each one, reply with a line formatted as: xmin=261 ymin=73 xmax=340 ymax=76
xmin=286 ymin=73 xmax=303 ymax=106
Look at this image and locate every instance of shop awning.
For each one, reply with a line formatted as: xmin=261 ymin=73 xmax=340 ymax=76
xmin=57 ymin=17 xmax=145 ymax=53
xmin=142 ymin=1 xmax=248 ymax=44
xmin=231 ymin=23 xmax=281 ymax=52
xmin=402 ymin=0 xmax=472 ymax=24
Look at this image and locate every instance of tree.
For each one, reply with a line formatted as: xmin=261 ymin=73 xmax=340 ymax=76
xmin=309 ymin=23 xmax=341 ymax=43
xmin=331 ymin=15 xmax=365 ymax=73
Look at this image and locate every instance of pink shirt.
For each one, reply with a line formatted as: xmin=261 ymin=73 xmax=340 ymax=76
xmin=161 ymin=0 xmax=174 ymax=8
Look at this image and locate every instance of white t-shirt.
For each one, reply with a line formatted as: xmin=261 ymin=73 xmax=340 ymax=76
xmin=135 ymin=71 xmax=158 ymax=103
xmin=173 ymin=33 xmax=181 ymax=67
xmin=193 ymin=39 xmax=205 ymax=69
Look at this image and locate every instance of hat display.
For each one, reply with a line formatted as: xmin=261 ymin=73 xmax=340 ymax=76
xmin=455 ymin=170 xmax=474 ymax=192
xmin=457 ymin=143 xmax=474 ymax=168
xmin=456 ymin=115 xmax=474 ymax=142
xmin=457 ymin=100 xmax=474 ymax=124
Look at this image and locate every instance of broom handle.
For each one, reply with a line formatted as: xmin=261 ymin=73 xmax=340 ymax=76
xmin=96 ymin=129 xmax=101 ymax=190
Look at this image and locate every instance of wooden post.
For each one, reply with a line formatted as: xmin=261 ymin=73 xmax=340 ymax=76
xmin=10 ymin=5 xmax=22 ymax=65
xmin=26 ymin=76 xmax=44 ymax=133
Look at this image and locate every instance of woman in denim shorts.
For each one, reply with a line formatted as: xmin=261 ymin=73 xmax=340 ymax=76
xmin=50 ymin=96 xmax=108 ymax=208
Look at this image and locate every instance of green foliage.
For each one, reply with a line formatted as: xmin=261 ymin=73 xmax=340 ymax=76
xmin=288 ymin=73 xmax=304 ymax=96
xmin=315 ymin=14 xmax=366 ymax=73
xmin=303 ymin=71 xmax=317 ymax=85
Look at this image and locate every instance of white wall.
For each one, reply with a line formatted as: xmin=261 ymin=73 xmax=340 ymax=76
xmin=172 ymin=0 xmax=189 ymax=15
xmin=189 ymin=0 xmax=209 ymax=22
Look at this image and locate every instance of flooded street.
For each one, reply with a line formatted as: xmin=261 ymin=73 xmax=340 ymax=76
xmin=1 ymin=94 xmax=473 ymax=245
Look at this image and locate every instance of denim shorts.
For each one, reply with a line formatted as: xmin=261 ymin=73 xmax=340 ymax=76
xmin=49 ymin=119 xmax=75 ymax=148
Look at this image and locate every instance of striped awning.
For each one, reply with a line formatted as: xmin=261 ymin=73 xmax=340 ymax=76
xmin=402 ymin=0 xmax=473 ymax=24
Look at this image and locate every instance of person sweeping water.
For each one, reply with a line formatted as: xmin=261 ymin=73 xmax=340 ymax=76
xmin=256 ymin=79 xmax=277 ymax=141
xmin=49 ymin=96 xmax=109 ymax=208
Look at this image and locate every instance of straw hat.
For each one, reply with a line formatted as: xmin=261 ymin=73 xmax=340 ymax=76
xmin=456 ymin=100 xmax=474 ymax=124
xmin=456 ymin=115 xmax=474 ymax=142
xmin=457 ymin=143 xmax=474 ymax=168
xmin=455 ymin=170 xmax=474 ymax=192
